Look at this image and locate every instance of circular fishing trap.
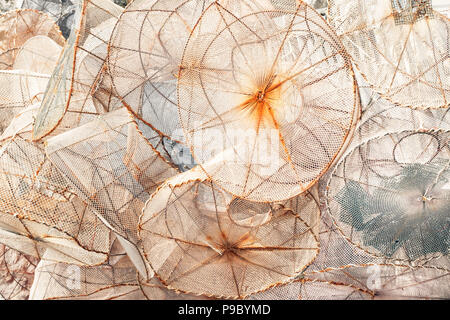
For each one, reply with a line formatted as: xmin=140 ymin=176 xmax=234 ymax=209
xmin=0 ymin=9 xmax=64 ymax=70
xmin=139 ymin=167 xmax=320 ymax=299
xmin=0 ymin=33 xmax=62 ymax=137
xmin=107 ymin=0 xmax=276 ymax=144
xmin=325 ymin=129 xmax=450 ymax=262
xmin=328 ymin=0 xmax=450 ymax=108
xmin=177 ymin=1 xmax=359 ymax=202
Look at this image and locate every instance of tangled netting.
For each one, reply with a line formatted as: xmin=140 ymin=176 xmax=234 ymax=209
xmin=328 ymin=0 xmax=449 ymax=109
xmin=0 ymin=0 xmax=448 ymax=300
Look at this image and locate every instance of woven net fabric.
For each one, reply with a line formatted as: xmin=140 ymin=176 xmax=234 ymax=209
xmin=46 ymin=107 xmax=178 ymax=244
xmin=0 ymin=135 xmax=111 ymax=265
xmin=45 ymin=107 xmax=178 ymax=278
xmin=1 ymin=33 xmax=61 ymax=85
xmin=328 ymin=0 xmax=450 ymax=108
xmin=19 ymin=0 xmax=79 ymax=38
xmin=0 ymin=9 xmax=65 ymax=70
xmin=12 ymin=35 xmax=62 ymax=75
xmin=0 ymin=70 xmax=50 ymax=134
xmin=32 ymin=0 xmax=124 ymax=141
xmin=0 ymin=36 xmax=61 ymax=139
xmin=249 ymin=263 xmax=450 ymax=300
xmin=0 ymin=243 xmax=38 ymax=300
xmin=0 ymin=56 xmax=59 ymax=134
xmin=304 ymin=263 xmax=450 ymax=300
xmin=0 ymin=0 xmax=448 ymax=301
xmin=139 ymin=166 xmax=320 ymax=299
xmin=247 ymin=277 xmax=373 ymax=300
xmin=433 ymin=0 xmax=450 ymax=17
xmin=341 ymin=93 xmax=450 ymax=161
xmin=324 ymin=129 xmax=450 ymax=263
xmin=0 ymin=11 xmax=63 ymax=135
xmin=29 ymin=235 xmax=204 ymax=300
xmin=177 ymin=1 xmax=359 ymax=202
xmin=107 ymin=0 xmax=277 ymax=145
xmin=0 ymin=103 xmax=40 ymax=143
xmin=29 ymin=235 xmax=142 ymax=299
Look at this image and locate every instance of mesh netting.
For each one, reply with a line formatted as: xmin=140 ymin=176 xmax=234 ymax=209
xmin=19 ymin=0 xmax=79 ymax=38
xmin=0 ymin=70 xmax=50 ymax=134
xmin=248 ymin=277 xmax=373 ymax=300
xmin=32 ymin=0 xmax=124 ymax=141
xmin=0 ymin=9 xmax=64 ymax=70
xmin=0 ymin=103 xmax=39 ymax=142
xmin=433 ymin=0 xmax=450 ymax=18
xmin=139 ymin=166 xmax=320 ymax=298
xmin=108 ymin=0 xmax=278 ymax=145
xmin=13 ymin=35 xmax=62 ymax=74
xmin=249 ymin=263 xmax=450 ymax=300
xmin=0 ymin=243 xmax=38 ymax=300
xmin=304 ymin=263 xmax=450 ymax=300
xmin=325 ymin=130 xmax=450 ymax=263
xmin=328 ymin=0 xmax=450 ymax=108
xmin=46 ymin=107 xmax=178 ymax=278
xmin=0 ymin=135 xmax=111 ymax=265
xmin=342 ymin=92 xmax=450 ymax=160
xmin=177 ymin=1 xmax=359 ymax=202
xmin=46 ymin=107 xmax=177 ymax=244
xmin=0 ymin=0 xmax=448 ymax=300
xmin=29 ymin=235 xmax=205 ymax=300
xmin=0 ymin=10 xmax=63 ymax=135
xmin=30 ymin=236 xmax=140 ymax=299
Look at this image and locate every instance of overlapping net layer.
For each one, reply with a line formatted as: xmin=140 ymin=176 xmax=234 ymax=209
xmin=328 ymin=0 xmax=450 ymax=108
xmin=304 ymin=263 xmax=450 ymax=300
xmin=0 ymin=9 xmax=63 ymax=134
xmin=0 ymin=0 xmax=448 ymax=300
xmin=0 ymin=9 xmax=64 ymax=70
xmin=0 ymin=136 xmax=111 ymax=265
xmin=0 ymin=244 xmax=38 ymax=300
xmin=433 ymin=0 xmax=450 ymax=17
xmin=343 ymin=92 xmax=450 ymax=158
xmin=139 ymin=167 xmax=320 ymax=298
xmin=46 ymin=107 xmax=178 ymax=277
xmin=0 ymin=103 xmax=39 ymax=142
xmin=178 ymin=1 xmax=359 ymax=202
xmin=19 ymin=0 xmax=79 ymax=38
xmin=0 ymin=71 xmax=49 ymax=134
xmin=32 ymin=0 xmax=124 ymax=141
xmin=29 ymin=235 xmax=205 ymax=300
xmin=249 ymin=263 xmax=449 ymax=300
xmin=325 ymin=130 xmax=450 ymax=263
xmin=108 ymin=0 xmax=277 ymax=144
xmin=30 ymin=236 xmax=142 ymax=299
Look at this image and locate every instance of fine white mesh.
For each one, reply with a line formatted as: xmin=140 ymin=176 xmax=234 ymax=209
xmin=177 ymin=1 xmax=359 ymax=201
xmin=32 ymin=0 xmax=124 ymax=141
xmin=328 ymin=0 xmax=450 ymax=108
xmin=139 ymin=166 xmax=320 ymax=298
